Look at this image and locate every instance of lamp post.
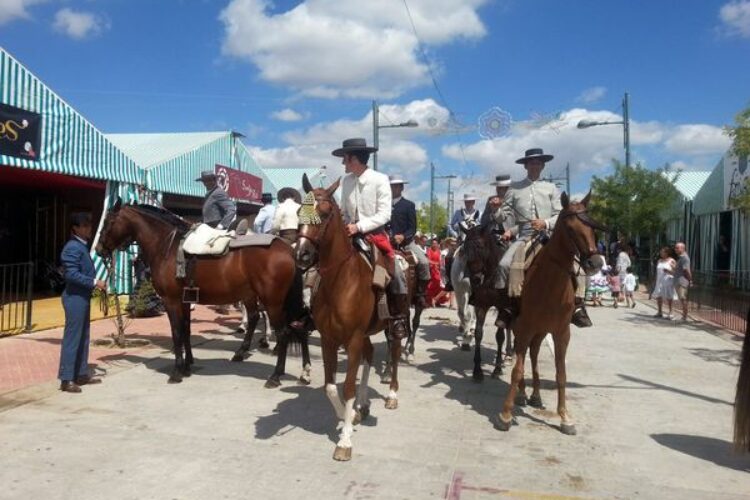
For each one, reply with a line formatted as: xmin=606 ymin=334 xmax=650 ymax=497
xmin=577 ymin=92 xmax=631 ymax=167
xmin=428 ymin=161 xmax=457 ymax=237
xmin=372 ymin=100 xmax=418 ymax=171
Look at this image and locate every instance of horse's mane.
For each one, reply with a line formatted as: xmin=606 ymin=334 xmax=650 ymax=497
xmin=463 ymin=223 xmax=501 ymax=279
xmin=130 ymin=204 xmax=191 ymax=233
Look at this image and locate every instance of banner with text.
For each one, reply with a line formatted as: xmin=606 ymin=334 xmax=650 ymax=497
xmin=215 ymin=164 xmax=262 ymax=203
xmin=0 ymin=103 xmax=41 ymax=161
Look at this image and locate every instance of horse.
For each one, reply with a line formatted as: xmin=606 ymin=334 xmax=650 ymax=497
xmin=450 ymin=246 xmax=476 ymax=350
xmin=295 ymin=174 xmax=409 ymax=461
xmin=398 ymin=249 xmax=425 ymax=364
xmin=95 ymin=200 xmax=311 ymax=386
xmin=490 ymin=192 xmax=603 ymax=435
xmin=734 ymin=307 xmax=750 ymax=452
xmin=459 ymin=222 xmax=513 ymax=381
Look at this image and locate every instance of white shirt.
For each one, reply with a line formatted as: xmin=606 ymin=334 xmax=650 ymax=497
xmin=623 ymin=274 xmax=637 ymax=292
xmin=272 ymin=199 xmax=301 ymax=232
xmin=340 ymin=168 xmax=392 ymax=234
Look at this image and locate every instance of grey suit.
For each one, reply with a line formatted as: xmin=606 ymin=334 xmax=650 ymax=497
xmin=202 ymin=187 xmax=236 ymax=229
xmin=493 ymin=177 xmax=561 ymax=288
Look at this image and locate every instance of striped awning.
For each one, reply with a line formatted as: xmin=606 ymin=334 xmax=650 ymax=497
xmin=0 ymin=48 xmax=140 ymax=184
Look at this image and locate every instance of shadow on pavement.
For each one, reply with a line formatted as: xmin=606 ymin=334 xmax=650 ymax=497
xmin=651 ymin=434 xmax=750 ymax=472
xmin=687 ymin=347 xmax=741 ymax=367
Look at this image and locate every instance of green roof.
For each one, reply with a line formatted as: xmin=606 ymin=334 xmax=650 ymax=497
xmin=106 ymin=132 xmax=227 ymax=169
xmin=662 ymin=170 xmax=712 ymax=201
xmin=262 ymin=166 xmax=325 ymax=194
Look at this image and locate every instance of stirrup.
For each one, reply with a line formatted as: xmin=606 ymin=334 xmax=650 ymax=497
xmin=571 ymin=306 xmax=592 ymax=328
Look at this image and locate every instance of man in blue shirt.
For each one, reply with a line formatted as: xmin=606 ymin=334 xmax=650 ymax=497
xmin=253 ymin=193 xmax=276 ymax=234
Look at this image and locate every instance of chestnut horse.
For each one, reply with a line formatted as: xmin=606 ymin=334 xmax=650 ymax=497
xmin=492 ymin=192 xmax=603 ymax=434
xmin=295 ymin=175 xmax=407 ymax=461
xmin=95 ymin=200 xmax=310 ymax=385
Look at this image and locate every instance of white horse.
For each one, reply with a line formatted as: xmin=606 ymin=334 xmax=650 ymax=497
xmin=450 ymin=245 xmax=476 ymax=350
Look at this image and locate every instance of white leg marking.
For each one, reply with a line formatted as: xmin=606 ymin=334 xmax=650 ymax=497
xmin=388 ymin=389 xmax=398 ymax=400
xmin=326 ymin=383 xmax=345 ymax=420
xmin=300 ymin=363 xmax=312 ymax=383
xmin=337 ymin=398 xmax=356 ymax=449
xmin=356 ymin=363 xmax=371 ymax=409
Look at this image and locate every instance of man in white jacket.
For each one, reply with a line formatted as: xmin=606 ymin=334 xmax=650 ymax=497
xmin=334 ymin=138 xmax=409 ymax=340
xmin=272 ymin=187 xmax=302 ymax=245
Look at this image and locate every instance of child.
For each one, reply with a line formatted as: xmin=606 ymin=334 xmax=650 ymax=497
xmin=607 ymin=268 xmax=621 ymax=309
xmin=588 ymin=265 xmax=609 ymax=307
xmin=623 ymin=266 xmax=637 ymax=308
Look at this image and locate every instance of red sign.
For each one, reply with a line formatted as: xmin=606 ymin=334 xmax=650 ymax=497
xmin=215 ymin=164 xmax=262 ymax=203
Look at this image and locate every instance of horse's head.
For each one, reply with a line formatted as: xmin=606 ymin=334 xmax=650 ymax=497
xmin=295 ymin=173 xmax=341 ymax=270
xmin=557 ymin=191 xmax=606 ymax=275
xmin=95 ymin=198 xmax=133 ymax=258
xmin=461 ymin=222 xmax=493 ymax=288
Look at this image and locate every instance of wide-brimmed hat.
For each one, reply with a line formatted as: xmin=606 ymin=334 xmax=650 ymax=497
xmin=277 ymin=187 xmax=301 ymax=204
xmin=195 ymin=170 xmax=217 ymax=182
xmin=332 ymin=138 xmax=378 ymax=157
xmin=388 ymin=174 xmax=409 ymax=185
xmin=490 ymin=174 xmax=512 ymax=187
xmin=515 ymin=148 xmax=554 ymax=164
xmin=462 ymin=193 xmax=477 ymax=202
xmin=261 ymin=193 xmax=274 ymax=203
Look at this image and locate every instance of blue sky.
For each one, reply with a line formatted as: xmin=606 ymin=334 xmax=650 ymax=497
xmin=1 ymin=0 xmax=749 ymax=202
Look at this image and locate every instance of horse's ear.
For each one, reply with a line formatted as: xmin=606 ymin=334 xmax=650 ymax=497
xmin=112 ymin=197 xmax=122 ymax=212
xmin=302 ymin=173 xmax=313 ymax=193
xmin=581 ymin=190 xmax=591 ymax=207
xmin=326 ymin=177 xmax=341 ymax=196
xmin=561 ymin=191 xmax=569 ymax=210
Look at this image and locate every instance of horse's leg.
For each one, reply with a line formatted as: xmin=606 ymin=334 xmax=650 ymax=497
xmin=554 ymin=327 xmax=576 ymax=435
xmin=355 ymin=336 xmax=374 ymax=424
xmin=385 ymin=332 xmax=401 ymax=410
xmin=164 ymin=301 xmax=185 ymax=384
xmin=505 ymin=328 xmax=514 ymax=361
xmin=461 ymin=284 xmax=476 ymax=349
xmin=472 ymin=306 xmax=488 ymax=381
xmin=298 ymin=334 xmax=312 ymax=385
xmin=527 ymin=334 xmax=545 ymax=408
xmin=491 ymin=326 xmax=505 ymax=379
xmin=231 ymin=301 xmax=261 ymax=362
xmin=259 ymin=309 xmax=271 ymax=350
xmin=380 ymin=336 xmax=392 ymax=385
xmin=334 ymin=334 xmax=364 ymax=461
xmin=181 ymin=303 xmax=193 ymax=376
xmin=265 ymin=330 xmax=288 ymax=388
xmin=498 ymin=336 xmax=529 ymax=431
xmin=406 ymin=304 xmax=422 ymax=362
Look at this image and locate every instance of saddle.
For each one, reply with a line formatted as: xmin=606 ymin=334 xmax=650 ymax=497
xmin=508 ymin=234 xmax=548 ymax=298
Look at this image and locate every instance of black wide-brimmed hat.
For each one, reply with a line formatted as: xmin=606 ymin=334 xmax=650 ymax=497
xmin=490 ymin=174 xmax=512 ymax=187
xmin=515 ymin=148 xmax=554 ymax=164
xmin=277 ymin=187 xmax=302 ymax=204
xmin=261 ymin=192 xmax=274 ymax=203
xmin=195 ymin=170 xmax=217 ymax=181
xmin=332 ymin=138 xmax=378 ymax=157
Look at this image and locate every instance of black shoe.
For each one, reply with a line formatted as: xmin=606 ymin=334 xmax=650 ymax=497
xmin=571 ymin=306 xmax=593 ymax=328
xmin=60 ymin=381 xmax=82 ymax=393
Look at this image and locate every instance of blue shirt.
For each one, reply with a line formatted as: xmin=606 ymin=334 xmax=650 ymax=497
xmin=253 ymin=204 xmax=276 ymax=234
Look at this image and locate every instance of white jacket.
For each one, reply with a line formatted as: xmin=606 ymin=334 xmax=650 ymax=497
xmin=272 ymin=199 xmax=301 ymax=232
xmin=340 ymin=168 xmax=392 ymax=234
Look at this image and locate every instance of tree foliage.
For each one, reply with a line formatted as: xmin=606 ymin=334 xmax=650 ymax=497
xmin=589 ymin=161 xmax=680 ymax=239
xmin=417 ymin=199 xmax=449 ymax=238
xmin=726 ymin=104 xmax=750 ymax=211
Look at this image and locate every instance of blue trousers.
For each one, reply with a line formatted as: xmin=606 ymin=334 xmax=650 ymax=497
xmin=58 ymin=292 xmax=91 ymax=382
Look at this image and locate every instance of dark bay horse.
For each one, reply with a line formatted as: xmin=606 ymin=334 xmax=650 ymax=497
xmin=95 ymin=200 xmax=310 ymax=385
xmin=493 ymin=192 xmax=603 ymax=435
xmin=295 ymin=175 xmax=407 ymax=461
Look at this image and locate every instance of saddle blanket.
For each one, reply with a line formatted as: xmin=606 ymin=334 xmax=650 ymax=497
xmin=182 ymin=224 xmax=233 ymax=256
xmin=509 ymin=237 xmax=544 ymax=298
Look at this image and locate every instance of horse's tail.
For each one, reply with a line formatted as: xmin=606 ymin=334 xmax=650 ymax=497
xmin=734 ymin=307 xmax=750 ymax=453
xmin=281 ymin=269 xmax=310 ymax=350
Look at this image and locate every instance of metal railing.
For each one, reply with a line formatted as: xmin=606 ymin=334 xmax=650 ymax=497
xmin=0 ymin=262 xmax=34 ymax=334
xmin=688 ymin=270 xmax=750 ymax=333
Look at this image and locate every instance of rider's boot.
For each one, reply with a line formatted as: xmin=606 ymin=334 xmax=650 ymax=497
xmin=571 ymin=297 xmax=593 ymax=328
xmin=387 ymin=294 xmax=410 ymax=340
xmin=416 ymin=279 xmax=430 ymax=309
xmin=494 ymin=289 xmax=517 ymax=329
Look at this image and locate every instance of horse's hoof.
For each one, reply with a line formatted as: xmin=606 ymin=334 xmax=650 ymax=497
xmin=560 ymin=423 xmax=577 ymax=436
xmin=168 ymin=374 xmax=182 ymax=384
xmin=490 ymin=367 xmax=503 ymax=379
xmin=496 ymin=415 xmax=513 ymax=431
xmin=181 ymin=367 xmax=192 ymax=377
xmin=460 ymin=342 xmax=471 ymax=351
xmin=231 ymin=353 xmax=244 ymax=362
xmin=259 ymin=339 xmax=270 ymax=350
xmin=354 ymin=406 xmax=370 ymax=425
xmin=514 ymin=394 xmax=528 ymax=407
xmin=236 ymin=327 xmax=245 ymax=334
xmin=333 ymin=446 xmax=352 ymax=461
xmin=298 ymin=375 xmax=311 ymax=386
xmin=264 ymin=377 xmax=281 ymax=389
xmin=528 ymin=394 xmax=544 ymax=409
xmin=385 ymin=398 xmax=398 ymax=410
xmin=472 ymin=370 xmax=484 ymax=382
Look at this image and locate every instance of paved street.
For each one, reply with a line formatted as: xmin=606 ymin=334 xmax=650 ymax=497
xmin=1 ymin=302 xmax=748 ymax=500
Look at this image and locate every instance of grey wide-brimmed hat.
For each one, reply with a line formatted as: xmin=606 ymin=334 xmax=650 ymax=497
xmin=490 ymin=174 xmax=512 ymax=187
xmin=195 ymin=170 xmax=217 ymax=181
xmin=388 ymin=174 xmax=409 ymax=185
xmin=515 ymin=147 xmax=554 ymax=164
xmin=332 ymin=138 xmax=378 ymax=157
xmin=462 ymin=193 xmax=477 ymax=201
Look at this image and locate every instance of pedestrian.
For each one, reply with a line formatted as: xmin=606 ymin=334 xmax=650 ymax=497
xmin=616 ymin=244 xmax=632 ymax=303
xmin=272 ymin=187 xmax=302 ymax=245
xmin=607 ymin=268 xmax=621 ymax=309
xmin=426 ymin=238 xmax=448 ymax=307
xmin=253 ymin=193 xmax=276 ymax=234
xmin=653 ymin=246 xmax=677 ymax=319
xmin=588 ymin=263 xmax=609 ymax=307
xmin=58 ymin=213 xmax=106 ymax=393
xmin=674 ymin=242 xmax=693 ymax=322
xmin=623 ymin=266 xmax=637 ymax=308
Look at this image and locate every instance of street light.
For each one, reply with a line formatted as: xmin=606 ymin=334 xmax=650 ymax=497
xmin=577 ymin=92 xmax=631 ymax=167
xmin=372 ymin=100 xmax=419 ymax=171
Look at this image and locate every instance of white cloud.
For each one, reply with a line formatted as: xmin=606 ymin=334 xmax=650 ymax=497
xmin=0 ymin=0 xmax=44 ymax=25
xmin=576 ymin=86 xmax=607 ymax=104
xmin=719 ymin=1 xmax=750 ymax=38
xmin=53 ymin=8 xmax=107 ymax=39
xmin=219 ymin=0 xmax=487 ymax=98
xmin=664 ymin=124 xmax=731 ymax=156
xmin=270 ymin=108 xmax=307 ymax=122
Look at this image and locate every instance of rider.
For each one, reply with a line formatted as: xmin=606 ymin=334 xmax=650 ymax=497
xmin=196 ymin=170 xmax=236 ymax=229
xmin=387 ymin=175 xmax=430 ymax=308
xmin=334 ymin=138 xmax=410 ymax=340
xmin=480 ymin=174 xmax=513 ymax=244
xmin=272 ymin=187 xmax=302 ymax=245
xmin=450 ymin=193 xmax=481 ymax=239
xmin=490 ymin=148 xmax=592 ymax=329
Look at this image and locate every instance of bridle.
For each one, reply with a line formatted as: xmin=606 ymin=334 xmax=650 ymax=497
xmin=296 ymin=193 xmax=354 ymax=274
xmin=556 ymin=207 xmax=608 ymax=269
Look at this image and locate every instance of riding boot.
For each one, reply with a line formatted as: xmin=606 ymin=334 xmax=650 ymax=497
xmin=387 ymin=294 xmax=409 ymax=340
xmin=444 ymin=255 xmax=454 ymax=292
xmin=494 ymin=289 xmax=516 ymax=329
xmin=571 ymin=297 xmax=593 ymax=328
xmin=416 ymin=279 xmax=430 ymax=308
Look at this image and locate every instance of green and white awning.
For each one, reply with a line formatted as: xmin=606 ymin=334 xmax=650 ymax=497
xmin=0 ymin=48 xmax=140 ymax=184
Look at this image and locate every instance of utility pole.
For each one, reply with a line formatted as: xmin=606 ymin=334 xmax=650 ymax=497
xmin=623 ymin=92 xmax=631 ymax=168
xmin=372 ymin=100 xmax=379 ymax=171
xmin=429 ymin=162 xmax=435 ymax=237
xmin=435 ymin=174 xmax=457 ymax=234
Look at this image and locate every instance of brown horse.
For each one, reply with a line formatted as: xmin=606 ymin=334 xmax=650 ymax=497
xmin=490 ymin=192 xmax=603 ymax=434
xmin=95 ymin=200 xmax=310 ymax=385
xmin=295 ymin=175 xmax=406 ymax=461
xmin=735 ymin=309 xmax=750 ymax=452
